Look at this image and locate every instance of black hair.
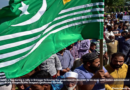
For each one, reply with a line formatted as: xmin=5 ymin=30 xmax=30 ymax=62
xmin=111 ymin=53 xmax=125 ymax=59
xmin=30 ymin=70 xmax=51 ymax=79
xmin=90 ymin=42 xmax=96 ymax=47
xmin=121 ymin=31 xmax=128 ymax=35
xmin=81 ymin=54 xmax=96 ymax=65
xmin=107 ymin=26 xmax=112 ymax=30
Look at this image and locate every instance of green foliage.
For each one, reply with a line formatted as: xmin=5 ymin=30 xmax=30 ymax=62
xmin=120 ymin=7 xmax=124 ymax=12
xmin=105 ymin=0 xmax=125 ymax=6
xmin=125 ymin=7 xmax=128 ymax=12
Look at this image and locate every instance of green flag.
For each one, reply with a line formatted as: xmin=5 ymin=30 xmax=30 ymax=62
xmin=0 ymin=0 xmax=104 ymax=78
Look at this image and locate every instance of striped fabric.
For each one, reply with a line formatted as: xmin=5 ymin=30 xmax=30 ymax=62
xmin=0 ymin=0 xmax=104 ymax=78
xmin=0 ymin=73 xmax=10 ymax=86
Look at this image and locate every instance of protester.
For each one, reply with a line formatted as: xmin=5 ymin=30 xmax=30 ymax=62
xmin=91 ymin=39 xmax=108 ymax=65
xmin=118 ymin=32 xmax=130 ymax=63
xmin=74 ymin=53 xmax=113 ymax=90
xmin=30 ymin=70 xmax=52 ymax=90
xmin=123 ymin=25 xmax=129 ymax=32
xmin=76 ymin=39 xmax=90 ymax=58
xmin=89 ymin=42 xmax=98 ymax=55
xmin=104 ymin=26 xmax=115 ymax=43
xmin=106 ymin=36 xmax=118 ymax=64
xmin=61 ymin=72 xmax=78 ymax=90
xmin=57 ymin=49 xmax=74 ymax=75
xmin=105 ymin=53 xmax=128 ymax=90
xmin=0 ymin=72 xmax=12 ymax=90
xmin=67 ymin=43 xmax=79 ymax=60
xmin=40 ymin=54 xmax=62 ymax=78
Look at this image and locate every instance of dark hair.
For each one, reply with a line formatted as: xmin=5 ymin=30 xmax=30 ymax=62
xmin=121 ymin=31 xmax=128 ymax=35
xmin=111 ymin=53 xmax=125 ymax=59
xmin=30 ymin=70 xmax=51 ymax=79
xmin=81 ymin=53 xmax=98 ymax=65
xmin=90 ymin=42 xmax=96 ymax=47
xmin=107 ymin=26 xmax=112 ymax=30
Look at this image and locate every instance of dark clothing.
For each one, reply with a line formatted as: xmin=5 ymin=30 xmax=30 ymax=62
xmin=118 ymin=37 xmax=130 ymax=63
xmin=118 ymin=37 xmax=130 ymax=55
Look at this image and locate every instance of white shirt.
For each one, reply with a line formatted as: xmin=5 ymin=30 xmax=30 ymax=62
xmin=104 ymin=31 xmax=115 ymax=40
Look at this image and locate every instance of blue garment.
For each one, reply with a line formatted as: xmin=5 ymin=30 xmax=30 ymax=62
xmin=118 ymin=37 xmax=130 ymax=56
xmin=119 ymin=29 xmax=123 ymax=33
xmin=118 ymin=37 xmax=130 ymax=63
xmin=57 ymin=50 xmax=74 ymax=69
xmin=51 ymin=76 xmax=64 ymax=90
xmin=25 ymin=86 xmax=31 ymax=90
xmin=113 ymin=29 xmax=123 ymax=40
xmin=74 ymin=65 xmax=107 ymax=90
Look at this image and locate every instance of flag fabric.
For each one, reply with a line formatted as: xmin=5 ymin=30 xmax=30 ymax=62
xmin=0 ymin=0 xmax=104 ymax=78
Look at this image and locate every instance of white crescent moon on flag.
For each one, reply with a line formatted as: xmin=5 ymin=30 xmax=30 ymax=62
xmin=12 ymin=0 xmax=47 ymax=26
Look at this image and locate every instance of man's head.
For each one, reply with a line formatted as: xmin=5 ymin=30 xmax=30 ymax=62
xmin=114 ymin=24 xmax=118 ymax=30
xmin=109 ymin=36 xmax=115 ymax=42
xmin=112 ymin=26 xmax=114 ymax=30
xmin=123 ymin=25 xmax=127 ymax=30
xmin=121 ymin=31 xmax=128 ymax=37
xmin=64 ymin=72 xmax=78 ymax=90
xmin=58 ymin=48 xmax=66 ymax=54
xmin=110 ymin=53 xmax=125 ymax=69
xmin=90 ymin=42 xmax=96 ymax=50
xmin=82 ymin=53 xmax=100 ymax=72
xmin=105 ymin=20 xmax=108 ymax=25
xmin=30 ymin=71 xmax=52 ymax=90
xmin=67 ymin=43 xmax=74 ymax=50
xmin=119 ymin=22 xmax=123 ymax=26
xmin=107 ymin=26 xmax=112 ymax=31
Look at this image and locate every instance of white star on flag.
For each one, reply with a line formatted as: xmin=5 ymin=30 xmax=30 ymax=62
xmin=19 ymin=2 xmax=30 ymax=16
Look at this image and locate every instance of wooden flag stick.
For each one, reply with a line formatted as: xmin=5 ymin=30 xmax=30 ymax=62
xmin=100 ymin=39 xmax=103 ymax=69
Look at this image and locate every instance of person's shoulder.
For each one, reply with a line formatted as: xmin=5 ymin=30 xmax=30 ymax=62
xmin=74 ymin=65 xmax=84 ymax=73
xmin=122 ymin=63 xmax=128 ymax=69
xmin=104 ymin=64 xmax=111 ymax=70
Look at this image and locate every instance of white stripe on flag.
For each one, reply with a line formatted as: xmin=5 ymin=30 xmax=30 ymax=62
xmin=60 ymin=2 xmax=104 ymax=14
xmin=55 ymin=8 xmax=104 ymax=21
xmin=0 ymin=44 xmax=35 ymax=59
xmin=0 ymin=35 xmax=40 ymax=50
xmin=0 ymin=19 xmax=103 ymax=68
xmin=0 ymin=23 xmax=51 ymax=41
xmin=43 ymin=14 xmax=104 ymax=34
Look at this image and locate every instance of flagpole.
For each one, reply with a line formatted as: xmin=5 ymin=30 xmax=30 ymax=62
xmin=100 ymin=39 xmax=103 ymax=69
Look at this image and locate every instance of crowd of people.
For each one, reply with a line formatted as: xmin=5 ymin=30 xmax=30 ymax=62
xmin=1 ymin=12 xmax=130 ymax=90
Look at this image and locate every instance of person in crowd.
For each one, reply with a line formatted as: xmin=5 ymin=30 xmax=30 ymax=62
xmin=105 ymin=53 xmax=129 ymax=90
xmin=61 ymin=72 xmax=78 ymax=90
xmin=57 ymin=49 xmax=74 ymax=75
xmin=106 ymin=36 xmax=118 ymax=64
xmin=15 ymin=67 xmax=40 ymax=90
xmin=76 ymin=39 xmax=90 ymax=58
xmin=39 ymin=54 xmax=62 ymax=79
xmin=119 ymin=21 xmax=124 ymax=29
xmin=91 ymin=39 xmax=108 ymax=65
xmin=74 ymin=53 xmax=113 ymax=90
xmin=104 ymin=20 xmax=108 ymax=30
xmin=123 ymin=25 xmax=129 ymax=32
xmin=67 ymin=43 xmax=79 ymax=60
xmin=110 ymin=20 xmax=114 ymax=26
xmin=112 ymin=24 xmax=121 ymax=40
xmin=118 ymin=32 xmax=130 ymax=63
xmin=89 ymin=42 xmax=98 ymax=55
xmin=30 ymin=70 xmax=52 ymax=90
xmin=125 ymin=64 xmax=130 ymax=88
xmin=120 ymin=31 xmax=128 ymax=38
xmin=0 ymin=72 xmax=12 ymax=90
xmin=104 ymin=26 xmax=115 ymax=43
